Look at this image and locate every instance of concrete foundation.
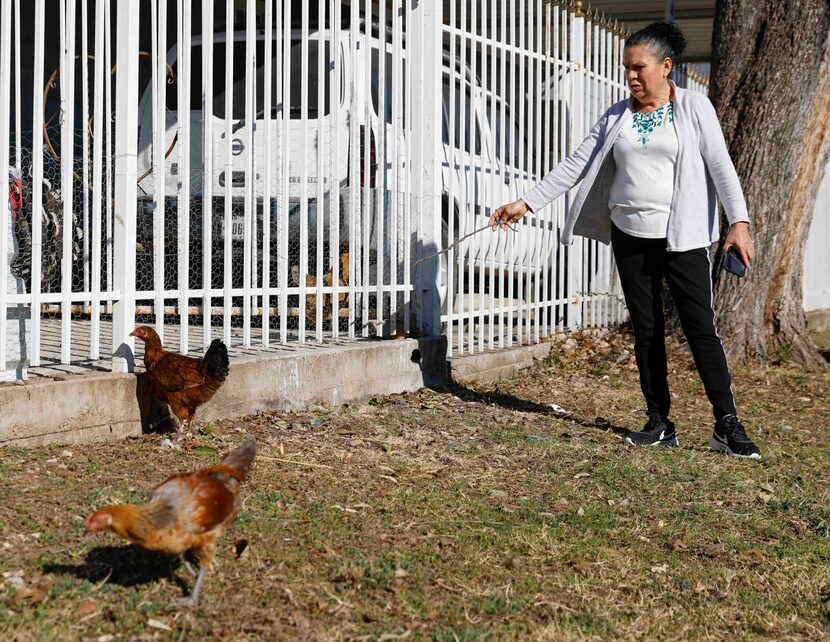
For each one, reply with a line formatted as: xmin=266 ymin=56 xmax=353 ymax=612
xmin=447 ymin=341 xmax=551 ymax=385
xmin=0 ymin=336 xmax=448 ymax=447
xmin=0 ymin=332 xmax=556 ymax=447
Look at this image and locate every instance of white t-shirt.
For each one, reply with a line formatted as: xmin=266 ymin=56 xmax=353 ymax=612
xmin=609 ymin=102 xmax=678 ymax=238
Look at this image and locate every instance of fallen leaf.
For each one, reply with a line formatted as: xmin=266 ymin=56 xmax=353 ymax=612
xmin=17 ymin=587 xmax=46 ymax=604
xmin=758 ymin=491 xmax=773 ymax=504
xmin=395 ymin=567 xmax=409 ymax=579
xmin=507 ymin=556 xmax=525 ymax=570
xmin=204 ymin=422 xmax=222 ymax=436
xmin=573 ymin=472 xmax=591 ymax=480
xmin=549 ymin=403 xmax=573 ymax=416
xmin=438 ymin=537 xmax=455 ymax=549
xmin=192 ymin=446 xmax=218 ymax=456
xmin=78 ymin=600 xmax=97 ymax=614
xmin=2 ymin=571 xmax=24 ymax=589
xmin=577 ymin=507 xmax=585 ymax=516
xmin=745 ymin=547 xmax=766 ymax=560
xmin=570 ymin=559 xmax=593 ymax=572
xmin=651 ymin=564 xmax=668 ymax=574
xmin=148 ymin=618 xmax=172 ymax=631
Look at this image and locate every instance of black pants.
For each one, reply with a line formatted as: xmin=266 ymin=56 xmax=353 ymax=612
xmin=611 ymin=224 xmax=737 ymax=421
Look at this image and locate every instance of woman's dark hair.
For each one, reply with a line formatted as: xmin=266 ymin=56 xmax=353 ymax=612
xmin=625 ymin=21 xmax=687 ymax=63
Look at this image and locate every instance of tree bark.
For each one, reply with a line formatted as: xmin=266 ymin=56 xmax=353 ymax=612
xmin=709 ymin=0 xmax=830 ymax=368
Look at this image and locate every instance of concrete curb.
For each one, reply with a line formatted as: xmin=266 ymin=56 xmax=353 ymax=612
xmin=447 ymin=342 xmax=551 ymax=385
xmin=0 ymin=335 xmax=551 ymax=447
xmin=0 ymin=336 xmax=448 ymax=447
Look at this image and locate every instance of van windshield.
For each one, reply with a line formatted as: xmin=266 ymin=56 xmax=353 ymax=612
xmin=167 ymin=39 xmax=344 ymax=120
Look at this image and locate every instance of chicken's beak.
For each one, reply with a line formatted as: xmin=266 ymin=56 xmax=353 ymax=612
xmin=85 ymin=511 xmax=111 ymax=532
xmin=129 ymin=328 xmax=137 ymax=337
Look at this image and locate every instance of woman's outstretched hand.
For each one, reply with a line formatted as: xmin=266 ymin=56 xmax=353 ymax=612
xmin=489 ymin=199 xmax=531 ymax=231
xmin=723 ymin=221 xmax=754 ymax=267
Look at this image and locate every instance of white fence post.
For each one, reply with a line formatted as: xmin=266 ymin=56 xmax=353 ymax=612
xmin=30 ymin=0 xmax=45 ymax=367
xmin=411 ymin=0 xmax=443 ymax=336
xmin=111 ymin=0 xmax=139 ymax=372
xmin=567 ymin=6 xmax=585 ymax=331
xmin=0 ymin=0 xmax=11 ymax=374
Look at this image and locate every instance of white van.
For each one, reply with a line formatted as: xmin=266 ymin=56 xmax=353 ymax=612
xmin=135 ymin=29 xmax=550 ymax=297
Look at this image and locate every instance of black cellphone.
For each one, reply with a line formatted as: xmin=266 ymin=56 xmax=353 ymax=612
xmin=723 ymin=248 xmax=747 ymax=278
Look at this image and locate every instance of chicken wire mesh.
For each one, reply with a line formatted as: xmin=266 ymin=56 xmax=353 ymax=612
xmin=8 ymin=129 xmax=412 ymax=346
xmin=11 ymin=0 xmax=639 ymax=371
xmin=11 ymin=127 xmax=111 ymax=307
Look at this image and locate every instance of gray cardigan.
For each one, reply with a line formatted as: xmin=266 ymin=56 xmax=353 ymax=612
xmin=520 ymin=81 xmax=749 ymax=252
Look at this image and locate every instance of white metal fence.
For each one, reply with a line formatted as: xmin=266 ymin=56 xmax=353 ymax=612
xmin=1 ymin=1 xmax=708 ymax=377
xmin=440 ymin=1 xmax=632 ymax=357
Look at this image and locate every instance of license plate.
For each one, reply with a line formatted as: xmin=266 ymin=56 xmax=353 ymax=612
xmin=231 ymin=216 xmax=244 ymax=241
xmin=215 ymin=216 xmax=245 ymax=242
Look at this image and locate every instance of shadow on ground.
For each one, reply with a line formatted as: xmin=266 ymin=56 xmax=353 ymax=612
xmin=43 ymin=544 xmax=187 ymax=591
xmin=134 ymin=372 xmax=176 ymax=435
xmin=435 ymin=382 xmax=632 ymax=437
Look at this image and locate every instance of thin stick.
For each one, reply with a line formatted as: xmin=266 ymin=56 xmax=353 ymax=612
xmin=259 ymin=456 xmax=333 ymax=470
xmin=414 ymin=222 xmax=518 ymax=266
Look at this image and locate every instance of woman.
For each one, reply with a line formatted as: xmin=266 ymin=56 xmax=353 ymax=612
xmin=490 ymin=21 xmax=761 ymax=459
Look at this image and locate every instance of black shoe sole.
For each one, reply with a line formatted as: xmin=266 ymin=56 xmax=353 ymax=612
xmin=709 ymin=435 xmax=761 ymax=459
xmin=625 ymin=434 xmax=679 ymax=447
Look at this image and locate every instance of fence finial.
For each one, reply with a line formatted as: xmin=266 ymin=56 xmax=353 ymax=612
xmin=574 ymin=1 xmax=585 ymax=17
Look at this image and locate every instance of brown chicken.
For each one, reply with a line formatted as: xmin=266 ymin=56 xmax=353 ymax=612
xmin=85 ymin=439 xmax=256 ymax=606
xmin=291 ymin=251 xmax=350 ymax=327
xmin=131 ymin=326 xmax=229 ymax=433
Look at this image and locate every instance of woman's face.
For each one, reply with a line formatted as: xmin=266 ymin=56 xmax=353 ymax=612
xmin=623 ymin=44 xmax=672 ymax=101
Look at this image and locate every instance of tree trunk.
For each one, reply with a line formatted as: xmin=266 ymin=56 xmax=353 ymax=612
xmin=709 ymin=0 xmax=829 ymax=368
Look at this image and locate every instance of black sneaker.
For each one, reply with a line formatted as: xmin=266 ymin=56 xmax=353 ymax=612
xmin=710 ymin=415 xmax=761 ymax=459
xmin=625 ymin=412 xmax=679 ymax=447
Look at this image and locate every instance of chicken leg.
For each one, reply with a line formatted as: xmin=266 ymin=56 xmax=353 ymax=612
xmin=176 ymin=567 xmax=208 ymax=607
xmin=182 ymin=559 xmax=198 ymax=578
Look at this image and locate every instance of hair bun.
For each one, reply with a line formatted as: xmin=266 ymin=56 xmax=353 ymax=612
xmin=647 ymin=20 xmax=687 ymax=58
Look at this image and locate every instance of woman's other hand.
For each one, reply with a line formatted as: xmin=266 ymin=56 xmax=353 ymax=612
xmin=489 ymin=199 xmax=531 ymax=231
xmin=723 ymin=221 xmax=754 ymax=267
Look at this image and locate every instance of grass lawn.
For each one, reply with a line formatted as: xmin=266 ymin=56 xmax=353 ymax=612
xmin=1 ymin=329 xmax=829 ymax=640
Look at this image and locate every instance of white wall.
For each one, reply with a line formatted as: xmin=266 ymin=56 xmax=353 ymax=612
xmin=804 ymin=163 xmax=830 ymax=313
